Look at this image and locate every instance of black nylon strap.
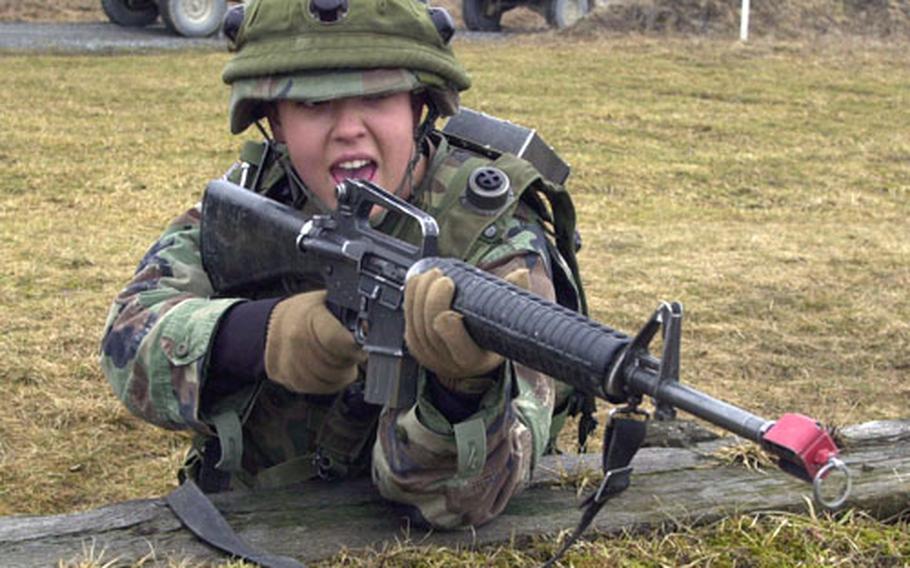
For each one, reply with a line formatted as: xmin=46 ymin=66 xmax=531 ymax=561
xmin=541 ymin=412 xmax=648 ymax=568
xmin=600 ymin=413 xmax=648 ymax=476
xmin=166 ymin=480 xmax=306 ymax=568
xmin=576 ymin=394 xmax=599 ymax=453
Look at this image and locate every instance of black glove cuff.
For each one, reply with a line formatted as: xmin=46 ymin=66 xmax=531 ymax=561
xmin=202 ymin=297 xmax=281 ymax=407
xmin=426 ymin=373 xmax=485 ymax=424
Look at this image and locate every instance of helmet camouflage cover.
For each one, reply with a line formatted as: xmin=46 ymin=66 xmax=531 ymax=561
xmin=223 ymin=0 xmax=471 ymax=133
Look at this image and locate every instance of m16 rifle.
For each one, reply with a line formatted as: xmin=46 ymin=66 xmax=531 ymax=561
xmin=200 ymin=177 xmax=852 ymax=550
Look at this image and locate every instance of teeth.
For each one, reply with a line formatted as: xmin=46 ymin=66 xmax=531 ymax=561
xmin=337 ymin=159 xmax=371 ymax=170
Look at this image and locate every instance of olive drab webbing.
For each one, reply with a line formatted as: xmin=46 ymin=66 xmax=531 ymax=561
xmin=421 ymin=131 xmax=596 ymax=452
xmin=351 ymin=127 xmax=593 ymax=453
xmin=244 ymin=383 xmax=381 ymax=489
xmin=385 ymin=132 xmax=587 ymax=317
xmin=181 ymin=380 xmax=266 ymax=492
xmin=227 ymin=140 xmax=313 ymax=211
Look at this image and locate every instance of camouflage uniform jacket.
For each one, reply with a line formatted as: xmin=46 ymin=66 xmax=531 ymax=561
xmin=100 ymin=133 xmax=573 ymax=529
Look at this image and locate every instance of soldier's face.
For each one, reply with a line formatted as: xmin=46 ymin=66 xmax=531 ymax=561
xmin=272 ymin=92 xmax=418 ymax=209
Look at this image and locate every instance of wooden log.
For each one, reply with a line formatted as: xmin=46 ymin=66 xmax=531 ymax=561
xmin=1 ymin=420 xmax=908 ymax=567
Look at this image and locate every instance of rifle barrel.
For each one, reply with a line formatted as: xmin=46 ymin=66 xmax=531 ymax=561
xmin=626 ymin=367 xmax=772 ymax=441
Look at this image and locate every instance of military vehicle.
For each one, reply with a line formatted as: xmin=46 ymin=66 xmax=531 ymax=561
xmin=103 ymin=0 xmax=591 ymax=36
xmin=462 ymin=0 xmax=591 ymax=31
xmin=101 ymin=0 xmax=234 ymax=37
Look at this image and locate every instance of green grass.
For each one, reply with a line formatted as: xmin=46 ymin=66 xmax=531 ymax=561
xmin=2 ymin=35 xmax=909 ymax=565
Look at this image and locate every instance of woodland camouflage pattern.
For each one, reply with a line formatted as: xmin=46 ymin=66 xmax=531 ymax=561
xmin=101 ymin=136 xmax=572 ymax=528
xmin=222 ymin=0 xmax=470 ymax=132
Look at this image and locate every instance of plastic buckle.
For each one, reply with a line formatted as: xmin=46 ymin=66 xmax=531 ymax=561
xmin=610 ymin=405 xmax=650 ymax=421
xmin=591 ymin=466 xmax=633 ymax=505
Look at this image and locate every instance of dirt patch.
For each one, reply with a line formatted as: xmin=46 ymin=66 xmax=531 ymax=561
xmin=566 ymin=0 xmax=910 ymax=38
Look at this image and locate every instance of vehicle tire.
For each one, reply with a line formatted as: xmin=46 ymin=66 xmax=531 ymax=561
xmin=545 ymin=0 xmax=590 ymax=29
xmin=462 ymin=0 xmax=502 ymax=32
xmin=101 ymin=0 xmax=159 ymax=27
xmin=159 ymin=0 xmax=227 ymax=37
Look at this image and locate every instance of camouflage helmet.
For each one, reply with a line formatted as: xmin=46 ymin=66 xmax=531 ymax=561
xmin=222 ymin=0 xmax=471 ymax=134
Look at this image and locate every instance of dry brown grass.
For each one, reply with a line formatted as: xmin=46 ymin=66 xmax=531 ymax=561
xmin=569 ymin=0 xmax=910 ymax=38
xmin=0 ymin=0 xmax=103 ymax=22
xmin=0 ymin=28 xmax=908 ymax=568
xmin=2 ymin=35 xmax=908 ymax=519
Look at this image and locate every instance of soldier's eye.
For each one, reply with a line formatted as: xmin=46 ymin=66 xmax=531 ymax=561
xmin=296 ymin=99 xmax=327 ymax=109
xmin=363 ymin=92 xmax=393 ymax=103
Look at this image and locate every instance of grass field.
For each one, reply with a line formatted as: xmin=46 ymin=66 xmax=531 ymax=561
xmin=1 ymin=35 xmax=908 ymax=566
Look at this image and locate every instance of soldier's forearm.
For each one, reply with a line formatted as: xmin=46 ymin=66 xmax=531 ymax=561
xmin=201 ymin=298 xmax=279 ymax=410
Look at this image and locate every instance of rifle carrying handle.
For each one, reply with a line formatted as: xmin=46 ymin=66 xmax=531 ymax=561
xmin=408 ymin=258 xmax=630 ymax=398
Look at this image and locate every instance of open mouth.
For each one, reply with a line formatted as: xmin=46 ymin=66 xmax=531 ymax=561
xmin=330 ymin=158 xmax=377 ymax=184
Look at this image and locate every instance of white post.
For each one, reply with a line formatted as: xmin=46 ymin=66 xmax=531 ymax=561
xmin=740 ymin=0 xmax=751 ymax=41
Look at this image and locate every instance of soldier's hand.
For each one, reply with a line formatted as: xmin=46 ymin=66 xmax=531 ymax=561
xmin=264 ymin=290 xmax=366 ymax=394
xmin=404 ymin=267 xmax=530 ymax=395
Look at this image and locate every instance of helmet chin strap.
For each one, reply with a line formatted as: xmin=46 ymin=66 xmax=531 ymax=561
xmin=254 ymin=119 xmax=272 ymax=142
xmin=252 ymin=118 xmax=326 ymax=211
xmin=394 ymin=100 xmax=440 ymax=201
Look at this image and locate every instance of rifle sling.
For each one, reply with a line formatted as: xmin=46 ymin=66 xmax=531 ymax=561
xmin=167 ymin=418 xmax=646 ymax=568
xmin=165 ymin=479 xmax=306 ymax=568
xmin=541 ymin=412 xmax=648 ymax=568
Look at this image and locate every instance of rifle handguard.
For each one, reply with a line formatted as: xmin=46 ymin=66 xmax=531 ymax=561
xmin=407 ymin=258 xmax=631 ymax=401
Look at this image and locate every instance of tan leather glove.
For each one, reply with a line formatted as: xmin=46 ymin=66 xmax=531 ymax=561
xmin=264 ymin=290 xmax=366 ymax=394
xmin=404 ymin=267 xmax=530 ymax=395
